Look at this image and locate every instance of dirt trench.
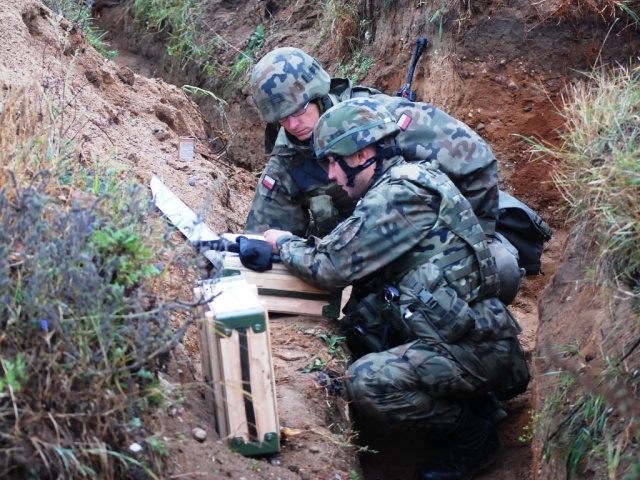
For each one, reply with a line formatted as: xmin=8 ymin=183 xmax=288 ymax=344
xmin=90 ymin=1 xmax=636 ymax=479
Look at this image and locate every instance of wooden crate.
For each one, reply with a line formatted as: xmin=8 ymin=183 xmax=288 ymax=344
xmin=222 ymin=254 xmax=350 ymax=318
xmin=195 ymin=276 xmax=280 ymax=456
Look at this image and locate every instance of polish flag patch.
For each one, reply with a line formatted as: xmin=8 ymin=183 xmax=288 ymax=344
xmin=397 ymin=113 xmax=412 ymax=131
xmin=262 ymin=174 xmax=276 ymax=190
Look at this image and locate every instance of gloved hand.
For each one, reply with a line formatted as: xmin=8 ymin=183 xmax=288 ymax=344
xmin=236 ymin=236 xmax=274 ymax=272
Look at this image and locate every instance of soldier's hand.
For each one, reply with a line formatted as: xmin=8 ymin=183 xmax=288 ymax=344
xmin=263 ymin=229 xmax=292 ymax=253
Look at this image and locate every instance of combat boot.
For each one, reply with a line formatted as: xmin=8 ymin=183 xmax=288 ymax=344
xmin=468 ymin=391 xmax=508 ymax=425
xmin=414 ymin=407 xmax=502 ymax=480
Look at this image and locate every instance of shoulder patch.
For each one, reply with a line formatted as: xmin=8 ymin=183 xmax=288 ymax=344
xmin=397 ymin=113 xmax=412 ymax=131
xmin=262 ymin=174 xmax=276 ymax=190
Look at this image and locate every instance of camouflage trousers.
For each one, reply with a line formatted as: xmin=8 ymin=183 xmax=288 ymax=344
xmin=345 ymin=336 xmax=520 ymax=431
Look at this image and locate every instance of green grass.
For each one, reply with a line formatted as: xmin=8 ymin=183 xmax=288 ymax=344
xmin=524 ymin=63 xmax=640 ymax=480
xmin=127 ymin=0 xmax=265 ymax=93
xmin=525 ymin=65 xmax=640 ymax=287
xmin=336 ymin=51 xmax=375 ymax=84
xmin=128 ymin=0 xmax=208 ymax=72
xmin=538 ymin=371 xmax=639 ymax=479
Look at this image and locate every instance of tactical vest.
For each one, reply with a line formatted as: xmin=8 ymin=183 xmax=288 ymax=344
xmin=388 ymin=163 xmax=500 ymax=302
xmin=342 ymin=162 xmax=500 ymax=354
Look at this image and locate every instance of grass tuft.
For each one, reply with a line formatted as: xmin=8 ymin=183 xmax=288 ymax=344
xmin=42 ymin=0 xmax=118 ymax=58
xmin=527 ymin=65 xmax=640 ymax=288
xmin=523 ymin=63 xmax=640 ymax=480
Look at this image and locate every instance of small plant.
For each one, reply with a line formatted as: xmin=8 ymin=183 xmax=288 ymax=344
xmin=228 ymin=26 xmax=266 ymax=87
xmin=533 ymin=356 xmax=639 ymax=478
xmin=319 ymin=333 xmax=347 ymax=354
xmin=128 ymin=0 xmax=224 ymax=79
xmin=148 ymin=436 xmax=170 ymax=457
xmin=336 ymin=51 xmax=375 ymax=84
xmin=0 ymin=79 xmax=199 ymax=478
xmin=41 ymin=0 xmax=118 ymax=58
xmin=182 ymin=85 xmax=227 ymax=105
xmin=0 ymin=354 xmax=28 ymax=396
xmin=518 ymin=409 xmax=541 ymax=443
xmin=319 ymin=0 xmax=373 ymax=56
xmin=543 ymin=394 xmax=618 ymax=478
xmin=303 ymin=356 xmax=328 ymax=373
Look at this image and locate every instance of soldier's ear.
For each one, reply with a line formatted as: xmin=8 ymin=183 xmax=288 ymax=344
xmin=354 ymin=146 xmax=375 ymax=165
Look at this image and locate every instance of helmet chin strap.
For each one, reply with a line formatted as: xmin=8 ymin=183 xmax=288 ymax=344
xmin=337 ymin=155 xmax=377 ymax=187
xmin=338 ymin=144 xmax=402 ymax=187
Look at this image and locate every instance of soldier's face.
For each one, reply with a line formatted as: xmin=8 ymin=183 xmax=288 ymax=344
xmin=278 ymin=102 xmax=321 ymax=141
xmin=327 ymin=151 xmax=374 ymax=199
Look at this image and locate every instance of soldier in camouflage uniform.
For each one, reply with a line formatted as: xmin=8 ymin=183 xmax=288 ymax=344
xmin=246 ymin=46 xmax=380 ymax=237
xmin=247 ymin=47 xmax=524 ymax=305
xmin=263 ymin=99 xmax=529 ymax=480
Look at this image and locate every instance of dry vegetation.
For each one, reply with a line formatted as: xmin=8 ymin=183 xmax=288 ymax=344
xmin=0 ymin=83 xmax=200 ymax=479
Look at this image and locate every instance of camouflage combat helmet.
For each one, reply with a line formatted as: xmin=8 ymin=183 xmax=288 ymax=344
xmin=313 ymin=98 xmax=400 ymax=159
xmin=251 ymin=47 xmax=331 ymax=123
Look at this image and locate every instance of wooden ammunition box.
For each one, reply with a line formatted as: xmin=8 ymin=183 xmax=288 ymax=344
xmin=222 ymin=254 xmax=350 ymax=318
xmin=195 ymin=276 xmax=280 ymax=456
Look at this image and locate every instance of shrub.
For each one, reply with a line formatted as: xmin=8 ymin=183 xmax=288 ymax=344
xmin=0 ymin=84 xmax=197 ymax=479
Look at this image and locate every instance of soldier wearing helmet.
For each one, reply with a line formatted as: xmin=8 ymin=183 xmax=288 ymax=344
xmin=246 ymin=48 xmax=524 ymax=305
xmin=246 ymin=47 xmax=381 ymax=238
xmin=263 ymin=98 xmax=529 ymax=480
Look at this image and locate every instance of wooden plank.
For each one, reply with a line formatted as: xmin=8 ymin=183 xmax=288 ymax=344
xmin=218 ymin=329 xmax=250 ymax=442
xmin=205 ymin=311 xmax=229 ymax=438
xmin=222 ymin=255 xmax=352 ymax=317
xmin=246 ymin=314 xmax=279 ymax=437
xmin=253 ymin=294 xmax=337 ymax=317
xmin=223 ymin=255 xmax=327 ymax=294
xmin=195 ymin=293 xmax=231 ymax=439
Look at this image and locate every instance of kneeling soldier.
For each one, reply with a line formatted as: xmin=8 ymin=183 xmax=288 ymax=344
xmin=263 ymin=98 xmax=529 ymax=480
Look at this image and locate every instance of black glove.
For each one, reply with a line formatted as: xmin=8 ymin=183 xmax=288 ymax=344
xmin=236 ymin=236 xmax=274 ymax=272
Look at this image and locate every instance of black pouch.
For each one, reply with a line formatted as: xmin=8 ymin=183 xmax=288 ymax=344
xmin=399 ymin=263 xmax=474 ymax=344
xmin=496 ymin=191 xmax=553 ymax=275
xmin=339 ymin=292 xmax=384 ymax=357
xmin=492 ymin=339 xmax=530 ymax=400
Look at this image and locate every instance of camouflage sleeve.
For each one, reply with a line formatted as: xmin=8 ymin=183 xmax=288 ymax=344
xmin=427 ymin=106 xmax=499 ymax=235
xmin=244 ymin=155 xmax=311 ymax=237
xmin=276 ymin=181 xmax=439 ymax=290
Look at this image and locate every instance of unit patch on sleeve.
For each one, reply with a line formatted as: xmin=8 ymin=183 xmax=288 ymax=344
xmin=397 ymin=113 xmax=412 ymax=131
xmin=262 ymin=174 xmax=277 ymax=190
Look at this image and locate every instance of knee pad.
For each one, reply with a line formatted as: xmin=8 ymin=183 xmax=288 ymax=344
xmin=488 ymin=239 xmax=524 ymax=305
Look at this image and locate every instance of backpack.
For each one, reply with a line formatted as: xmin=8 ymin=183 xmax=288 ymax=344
xmin=496 ymin=191 xmax=553 ymax=275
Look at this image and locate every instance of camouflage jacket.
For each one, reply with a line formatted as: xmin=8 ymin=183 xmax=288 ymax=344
xmin=276 ymin=157 xmax=517 ymax=343
xmin=246 ymin=91 xmax=499 ymax=237
xmin=360 ymin=94 xmax=499 ymax=234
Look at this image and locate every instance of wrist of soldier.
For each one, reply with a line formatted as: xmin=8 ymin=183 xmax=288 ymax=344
xmin=275 ymin=233 xmax=298 ymax=251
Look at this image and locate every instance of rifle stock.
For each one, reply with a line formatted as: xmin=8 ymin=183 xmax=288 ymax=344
xmin=393 ymin=37 xmax=428 ymax=102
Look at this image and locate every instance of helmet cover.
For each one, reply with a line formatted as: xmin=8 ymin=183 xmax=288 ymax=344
xmin=313 ymin=98 xmax=400 ymax=158
xmin=251 ymin=47 xmax=331 ymax=123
